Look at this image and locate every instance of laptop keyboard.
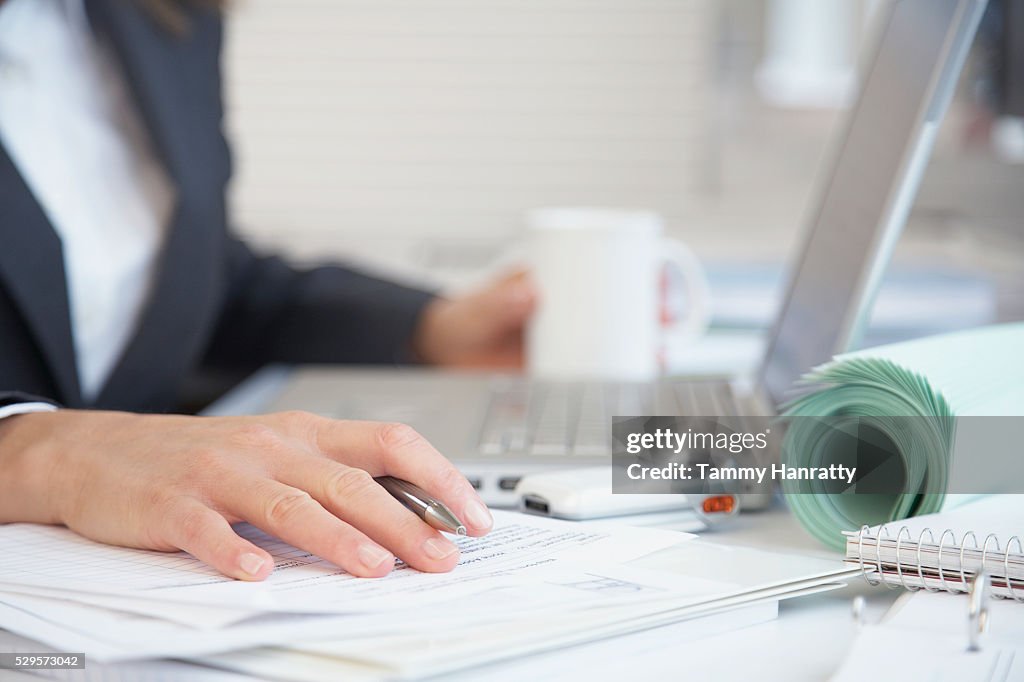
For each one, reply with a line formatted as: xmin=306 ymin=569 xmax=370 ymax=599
xmin=477 ymin=380 xmax=741 ymax=457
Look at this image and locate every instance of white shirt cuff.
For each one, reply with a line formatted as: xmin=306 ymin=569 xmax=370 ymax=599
xmin=0 ymin=402 xmax=59 ymax=420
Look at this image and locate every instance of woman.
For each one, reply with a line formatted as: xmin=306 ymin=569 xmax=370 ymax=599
xmin=0 ymin=0 xmax=534 ymax=580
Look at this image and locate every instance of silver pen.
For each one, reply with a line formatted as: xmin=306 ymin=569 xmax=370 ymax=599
xmin=375 ymin=476 xmax=467 ymax=536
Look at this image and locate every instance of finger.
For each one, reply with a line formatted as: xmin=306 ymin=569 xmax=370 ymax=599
xmin=216 ymin=477 xmax=396 ymax=578
xmin=159 ymin=498 xmax=274 ymax=581
xmin=477 ymin=272 xmax=536 ymax=327
xmin=298 ymin=418 xmax=493 ymax=536
xmin=492 ymin=267 xmax=531 ymax=287
xmin=278 ymin=460 xmax=462 ymax=573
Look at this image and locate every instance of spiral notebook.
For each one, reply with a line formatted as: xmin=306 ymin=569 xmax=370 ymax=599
xmin=845 ymin=495 xmax=1024 ymax=600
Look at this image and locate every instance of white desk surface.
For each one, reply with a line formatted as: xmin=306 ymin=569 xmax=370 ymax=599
xmin=0 ymin=367 xmax=901 ymax=681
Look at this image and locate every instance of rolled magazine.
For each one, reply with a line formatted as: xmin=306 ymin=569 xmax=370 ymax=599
xmin=781 ymin=323 xmax=1024 ymax=550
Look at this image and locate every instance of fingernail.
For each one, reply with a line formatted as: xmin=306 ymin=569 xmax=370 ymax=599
xmin=423 ymin=537 xmax=458 ymax=560
xmin=239 ymin=552 xmax=266 ymax=577
xmin=464 ymin=500 xmax=493 ymax=531
xmin=358 ymin=544 xmax=394 ymax=570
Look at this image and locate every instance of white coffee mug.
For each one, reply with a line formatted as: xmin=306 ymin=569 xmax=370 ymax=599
xmin=526 ymin=208 xmax=710 ymax=381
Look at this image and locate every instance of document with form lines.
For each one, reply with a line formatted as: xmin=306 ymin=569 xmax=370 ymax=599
xmin=0 ymin=511 xmax=747 ymax=663
xmin=0 ymin=510 xmax=855 ymax=666
xmin=0 ymin=510 xmax=689 ymax=613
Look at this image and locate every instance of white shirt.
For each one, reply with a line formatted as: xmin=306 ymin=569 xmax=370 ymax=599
xmin=0 ymin=0 xmax=174 ymax=402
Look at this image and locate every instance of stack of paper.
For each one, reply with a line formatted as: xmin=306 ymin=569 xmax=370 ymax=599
xmin=0 ymin=511 xmax=856 ymax=678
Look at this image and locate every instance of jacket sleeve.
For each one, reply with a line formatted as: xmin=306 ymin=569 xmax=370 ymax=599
xmin=198 ymin=235 xmax=438 ymax=372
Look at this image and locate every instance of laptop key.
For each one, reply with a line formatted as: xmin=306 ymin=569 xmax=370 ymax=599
xmin=572 ymin=385 xmax=608 ymax=455
xmin=478 ymin=437 xmax=505 ymax=456
xmin=530 ymin=385 xmax=570 ymax=455
xmin=505 ymin=427 xmax=529 ymax=454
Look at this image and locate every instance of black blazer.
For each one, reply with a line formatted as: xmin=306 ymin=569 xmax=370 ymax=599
xmin=0 ymin=0 xmax=433 ymax=413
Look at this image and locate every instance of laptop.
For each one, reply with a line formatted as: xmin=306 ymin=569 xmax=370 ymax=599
xmin=260 ymin=0 xmax=988 ymax=507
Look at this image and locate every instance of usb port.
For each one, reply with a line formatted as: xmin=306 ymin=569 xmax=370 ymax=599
xmin=522 ymin=495 xmax=550 ymax=514
xmin=498 ymin=476 xmax=521 ymax=490
xmin=466 ymin=477 xmax=482 ymax=490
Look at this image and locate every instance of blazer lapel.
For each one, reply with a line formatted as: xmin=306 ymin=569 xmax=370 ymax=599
xmin=83 ymin=0 xmax=192 ymax=185
xmin=0 ymin=147 xmax=82 ymax=404
xmin=83 ymin=0 xmax=225 ymax=410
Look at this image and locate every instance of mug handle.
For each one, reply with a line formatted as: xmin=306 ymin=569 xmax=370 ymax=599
xmin=660 ymin=238 xmax=712 ymax=342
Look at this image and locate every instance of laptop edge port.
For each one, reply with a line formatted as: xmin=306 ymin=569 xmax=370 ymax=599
xmin=498 ymin=476 xmax=521 ymax=491
xmin=522 ymin=495 xmax=550 ymax=514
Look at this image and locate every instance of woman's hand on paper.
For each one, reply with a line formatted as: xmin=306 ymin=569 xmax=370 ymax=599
xmin=0 ymin=410 xmax=492 ymax=581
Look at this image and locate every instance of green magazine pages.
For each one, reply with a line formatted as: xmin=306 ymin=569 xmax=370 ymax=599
xmin=781 ymin=323 xmax=1024 ymax=550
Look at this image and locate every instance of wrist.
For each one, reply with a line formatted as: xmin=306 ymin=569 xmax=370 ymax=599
xmin=0 ymin=411 xmax=70 ymax=525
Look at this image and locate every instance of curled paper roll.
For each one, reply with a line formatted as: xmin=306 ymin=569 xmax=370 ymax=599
xmin=780 ymin=361 xmax=953 ymax=550
xmin=778 ymin=323 xmax=1024 ymax=551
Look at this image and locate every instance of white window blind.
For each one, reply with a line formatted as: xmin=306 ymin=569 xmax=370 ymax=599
xmin=223 ymin=0 xmax=713 ymax=261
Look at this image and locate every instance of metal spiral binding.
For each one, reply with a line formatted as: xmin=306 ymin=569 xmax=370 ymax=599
xmin=915 ymin=528 xmax=938 ymax=592
xmin=894 ymin=526 xmax=917 ymax=592
xmin=936 ymin=528 xmax=956 ymax=593
xmin=853 ymin=524 xmax=1024 ymax=602
xmin=856 ymin=525 xmax=878 ymax=586
xmin=959 ymin=530 xmax=978 ymax=589
xmin=1006 ymin=536 xmax=1022 ymax=601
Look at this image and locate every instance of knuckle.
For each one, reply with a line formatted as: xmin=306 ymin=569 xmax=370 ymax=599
xmin=277 ymin=410 xmax=323 ymax=446
xmin=326 ymin=467 xmax=376 ymax=501
xmin=263 ymin=489 xmax=317 ymax=527
xmin=434 ymin=463 xmax=467 ymax=492
xmin=279 ymin=410 xmax=318 ymax=429
xmin=376 ymin=422 xmax=423 ymax=454
xmin=229 ymin=422 xmax=284 ymax=451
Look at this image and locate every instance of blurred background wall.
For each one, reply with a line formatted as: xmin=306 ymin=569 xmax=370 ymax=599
xmin=221 ymin=0 xmax=1024 ymax=343
xmin=223 ymin=0 xmax=714 ymax=270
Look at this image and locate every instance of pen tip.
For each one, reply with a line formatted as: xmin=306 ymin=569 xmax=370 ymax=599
xmin=456 ymin=526 xmax=467 ymax=536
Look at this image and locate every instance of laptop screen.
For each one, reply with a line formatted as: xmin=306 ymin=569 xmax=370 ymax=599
xmin=757 ymin=0 xmax=988 ymax=409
